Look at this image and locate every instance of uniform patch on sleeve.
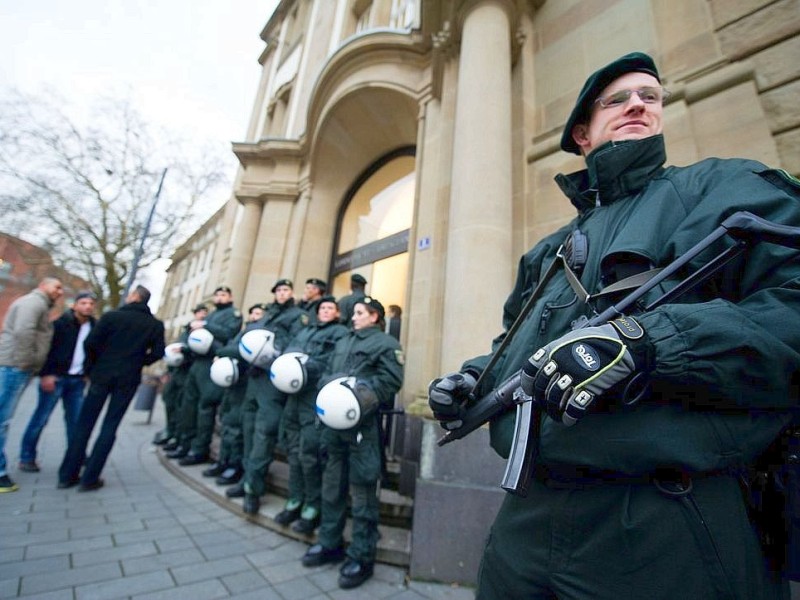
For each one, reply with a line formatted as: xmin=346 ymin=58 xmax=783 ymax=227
xmin=233 ymin=309 xmax=242 ymax=318
xmin=301 ymin=314 xmax=309 ymax=326
xmin=394 ymin=349 xmax=405 ymax=365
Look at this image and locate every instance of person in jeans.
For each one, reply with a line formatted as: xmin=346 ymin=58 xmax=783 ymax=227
xmin=0 ymin=276 xmax=64 ymax=492
xmin=18 ymin=290 xmax=96 ymax=472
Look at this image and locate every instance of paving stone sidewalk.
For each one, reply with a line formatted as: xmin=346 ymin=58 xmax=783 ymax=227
xmin=0 ymin=381 xmax=475 ymax=599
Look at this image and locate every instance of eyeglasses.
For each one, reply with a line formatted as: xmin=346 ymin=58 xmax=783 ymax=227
xmin=594 ymin=86 xmax=671 ymax=109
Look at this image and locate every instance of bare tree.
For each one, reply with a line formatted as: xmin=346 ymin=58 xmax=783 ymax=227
xmin=0 ymin=88 xmax=233 ymax=308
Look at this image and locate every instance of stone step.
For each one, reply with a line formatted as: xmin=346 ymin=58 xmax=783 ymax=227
xmin=158 ymin=449 xmax=413 ymax=567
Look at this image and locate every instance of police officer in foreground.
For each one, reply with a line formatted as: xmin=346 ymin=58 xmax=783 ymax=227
xmin=169 ymin=286 xmax=242 ymax=464
xmin=272 ymin=295 xmax=348 ymax=533
xmin=240 ymin=279 xmax=308 ymax=515
xmin=302 ymin=297 xmax=404 ymax=590
xmin=429 ymin=52 xmax=800 ymax=599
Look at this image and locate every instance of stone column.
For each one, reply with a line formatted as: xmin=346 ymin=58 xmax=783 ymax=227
xmin=225 ymin=199 xmax=263 ymax=299
xmin=441 ymin=0 xmax=514 ymax=369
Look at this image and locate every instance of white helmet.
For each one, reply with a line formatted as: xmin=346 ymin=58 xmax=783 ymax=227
xmin=163 ymin=342 xmax=186 ymax=367
xmin=270 ymin=352 xmax=309 ymax=394
xmin=210 ymin=357 xmax=239 ymax=388
xmin=239 ymin=329 xmax=278 ymax=368
xmin=315 ymin=376 xmax=378 ymax=430
xmin=187 ymin=328 xmax=214 ymax=355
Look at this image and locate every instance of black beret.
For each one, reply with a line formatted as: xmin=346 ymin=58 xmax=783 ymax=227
xmin=248 ymin=303 xmax=267 ymax=313
xmin=305 ymin=277 xmax=327 ymax=290
xmin=351 ymin=274 xmax=367 ymax=285
xmin=192 ymin=303 xmax=208 ymax=313
xmin=561 ymin=52 xmax=661 ymax=155
xmin=271 ymin=278 xmax=293 ymax=293
xmin=317 ymin=295 xmax=338 ymax=311
xmin=214 ymin=285 xmax=232 ymax=294
xmin=360 ymin=296 xmax=385 ymax=319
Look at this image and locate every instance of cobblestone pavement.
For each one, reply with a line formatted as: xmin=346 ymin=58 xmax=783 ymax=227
xmin=0 ymin=381 xmax=475 ymax=599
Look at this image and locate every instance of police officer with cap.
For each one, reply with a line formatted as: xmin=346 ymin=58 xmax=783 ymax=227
xmin=337 ymin=274 xmax=367 ymax=327
xmin=302 ymin=296 xmax=404 ymax=589
xmin=168 ymin=286 xmax=242 ymax=463
xmin=158 ymin=303 xmax=208 ymax=450
xmin=240 ymin=278 xmax=309 ymax=514
xmin=428 ymin=51 xmax=800 ymax=598
xmin=203 ymin=302 xmax=269 ymax=486
xmin=298 ymin=278 xmax=327 ymax=322
xmin=274 ymin=295 xmax=348 ymax=533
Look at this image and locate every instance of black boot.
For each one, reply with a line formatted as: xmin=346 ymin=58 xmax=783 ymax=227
xmin=202 ymin=462 xmax=227 ymax=478
xmin=243 ymin=494 xmax=261 ymax=515
xmin=225 ymin=482 xmax=245 ymax=498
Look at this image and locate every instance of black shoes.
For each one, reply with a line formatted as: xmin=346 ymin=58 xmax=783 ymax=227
xmin=215 ymin=466 xmax=243 ymax=486
xmin=274 ymin=505 xmax=302 ymax=526
xmin=338 ymin=559 xmax=374 ymax=589
xmin=78 ymin=479 xmax=104 ymax=492
xmin=178 ymin=453 xmax=209 ymax=466
xmin=165 ymin=446 xmax=189 ymax=459
xmin=162 ymin=439 xmax=179 ymax=451
xmin=57 ymin=477 xmax=80 ymax=489
xmin=18 ymin=461 xmax=40 ymax=473
xmin=301 ymin=544 xmax=346 ymax=567
xmin=292 ymin=514 xmax=320 ymax=535
xmin=0 ymin=474 xmax=19 ymax=493
xmin=243 ymin=494 xmax=260 ymax=515
xmin=226 ymin=483 xmax=245 ymax=498
xmin=202 ymin=463 xmax=227 ymax=477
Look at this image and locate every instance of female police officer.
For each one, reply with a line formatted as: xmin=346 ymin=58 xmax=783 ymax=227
xmin=301 ymin=296 xmax=404 ymax=590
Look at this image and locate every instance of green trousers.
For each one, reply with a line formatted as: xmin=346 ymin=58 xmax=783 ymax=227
xmin=243 ymin=375 xmax=286 ymax=496
xmin=476 ymin=474 xmax=788 ymax=600
xmin=281 ymin=389 xmax=323 ymax=512
xmin=187 ymin=357 xmax=225 ymax=456
xmin=217 ymin=376 xmax=247 ymax=466
xmin=161 ymin=368 xmax=188 ymax=439
xmin=318 ymin=418 xmax=382 ymax=564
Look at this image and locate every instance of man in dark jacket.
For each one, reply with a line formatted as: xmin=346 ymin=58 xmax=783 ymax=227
xmin=429 ymin=53 xmax=800 ymax=599
xmin=19 ymin=291 xmax=96 ymax=472
xmin=337 ymin=274 xmax=367 ymax=326
xmin=58 ymin=285 xmax=165 ymax=491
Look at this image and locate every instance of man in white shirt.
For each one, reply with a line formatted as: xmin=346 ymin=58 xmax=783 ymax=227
xmin=18 ymin=291 xmax=96 ymax=472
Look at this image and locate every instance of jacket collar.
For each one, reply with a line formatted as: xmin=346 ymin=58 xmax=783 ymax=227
xmin=555 ymin=134 xmax=666 ymax=212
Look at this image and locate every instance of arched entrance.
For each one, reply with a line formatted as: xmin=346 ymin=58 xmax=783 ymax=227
xmin=330 ymin=148 xmax=415 ymax=318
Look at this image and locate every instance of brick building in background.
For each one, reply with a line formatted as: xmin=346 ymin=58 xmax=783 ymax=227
xmin=0 ymin=232 xmax=91 ymax=323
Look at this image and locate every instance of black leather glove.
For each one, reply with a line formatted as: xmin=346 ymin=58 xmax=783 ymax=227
xmin=428 ymin=371 xmax=479 ymax=431
xmin=520 ymin=316 xmax=649 ymax=426
xmin=353 ymin=380 xmax=379 ymax=418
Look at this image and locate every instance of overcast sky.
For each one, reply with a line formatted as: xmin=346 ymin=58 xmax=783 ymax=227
xmin=0 ymin=1 xmax=279 ymax=145
xmin=0 ymin=1 xmax=280 ymax=307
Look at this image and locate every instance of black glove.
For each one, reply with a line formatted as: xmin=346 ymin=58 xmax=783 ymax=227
xmin=353 ymin=379 xmax=379 ymax=418
xmin=428 ymin=371 xmax=478 ymax=431
xmin=520 ymin=316 xmax=648 ymax=426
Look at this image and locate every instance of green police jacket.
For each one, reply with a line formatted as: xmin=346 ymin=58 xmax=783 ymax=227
xmin=464 ymin=134 xmax=800 ymax=475
xmin=201 ymin=303 xmax=243 ymax=358
xmin=324 ymin=325 xmax=404 ymax=409
xmin=257 ymin=298 xmax=308 ymax=352
xmin=285 ymin=319 xmax=349 ymax=389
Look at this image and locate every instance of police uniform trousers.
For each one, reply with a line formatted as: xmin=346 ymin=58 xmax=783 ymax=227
xmin=476 ymin=473 xmax=788 ymax=600
xmin=187 ymin=357 xmax=225 ymax=456
xmin=281 ymin=388 xmax=323 ymax=513
xmin=243 ymin=376 xmax=286 ymax=496
xmin=161 ymin=367 xmax=188 ymax=441
xmin=318 ymin=417 xmax=382 ymax=564
xmin=217 ymin=375 xmax=247 ymax=467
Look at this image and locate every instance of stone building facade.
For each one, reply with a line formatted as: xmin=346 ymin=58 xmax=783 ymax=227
xmin=159 ymin=0 xmax=800 ymax=585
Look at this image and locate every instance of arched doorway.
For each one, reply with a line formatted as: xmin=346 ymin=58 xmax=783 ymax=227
xmin=330 ymin=148 xmax=415 ymax=322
